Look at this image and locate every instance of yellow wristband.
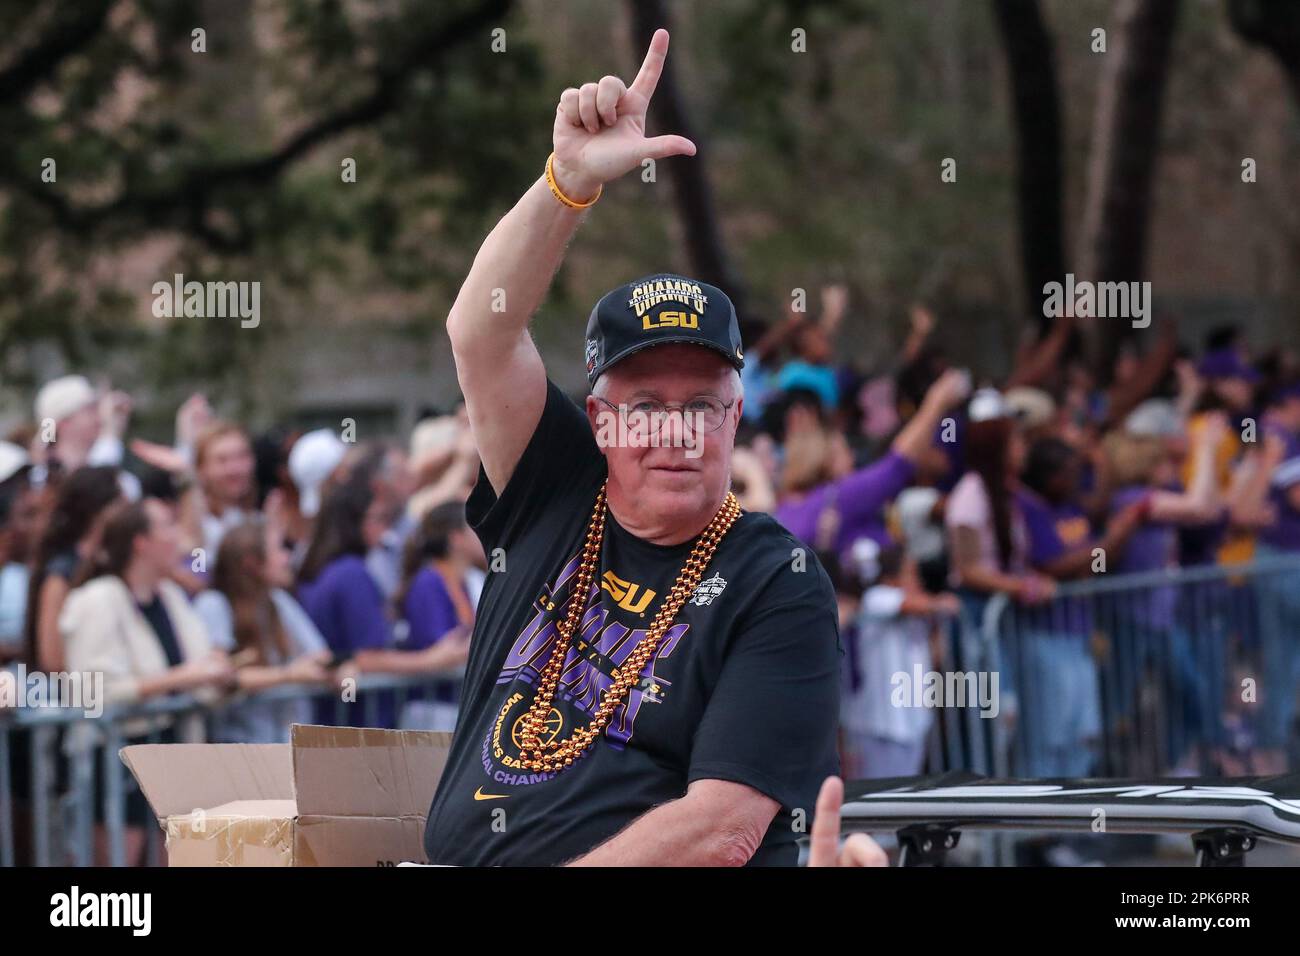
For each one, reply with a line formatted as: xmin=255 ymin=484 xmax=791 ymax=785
xmin=546 ymin=153 xmax=601 ymax=209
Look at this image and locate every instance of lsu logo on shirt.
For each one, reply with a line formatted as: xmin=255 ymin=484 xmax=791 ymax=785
xmin=601 ymin=570 xmax=656 ymax=614
xmin=1055 ymin=515 xmax=1091 ymax=547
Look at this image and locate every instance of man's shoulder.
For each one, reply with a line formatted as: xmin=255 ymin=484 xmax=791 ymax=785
xmin=723 ymin=510 xmax=836 ymax=602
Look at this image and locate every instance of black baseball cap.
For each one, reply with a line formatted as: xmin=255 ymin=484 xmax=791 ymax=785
xmin=584 ymin=273 xmax=745 ymax=387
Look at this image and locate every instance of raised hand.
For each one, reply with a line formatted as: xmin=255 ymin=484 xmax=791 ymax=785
xmin=551 ymin=28 xmax=696 ymax=201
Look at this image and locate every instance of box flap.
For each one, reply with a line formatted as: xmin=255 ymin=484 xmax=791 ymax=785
xmin=120 ymin=742 xmax=293 ymax=820
xmin=290 ymin=724 xmax=452 ymax=818
xmin=199 ymin=799 xmax=299 ymax=820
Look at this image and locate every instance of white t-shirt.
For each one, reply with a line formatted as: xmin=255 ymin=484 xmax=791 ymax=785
xmin=842 ymin=584 xmax=934 ymax=744
xmin=193 ymin=588 xmax=326 ymax=743
xmin=895 ymin=486 xmax=945 ymax=562
xmin=201 ymin=506 xmax=249 ymax=557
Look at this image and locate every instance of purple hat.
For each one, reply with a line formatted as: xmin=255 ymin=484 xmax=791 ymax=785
xmin=1269 ymin=380 xmax=1300 ymax=405
xmin=1197 ymin=348 xmax=1259 ymax=383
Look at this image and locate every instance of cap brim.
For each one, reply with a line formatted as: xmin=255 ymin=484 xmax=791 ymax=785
xmin=593 ymin=336 xmax=743 ymax=383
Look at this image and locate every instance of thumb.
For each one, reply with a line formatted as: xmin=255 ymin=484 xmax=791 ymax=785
xmin=641 ymin=134 xmax=696 ymax=161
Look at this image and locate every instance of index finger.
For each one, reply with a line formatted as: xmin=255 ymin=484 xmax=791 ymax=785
xmin=629 ymin=27 xmax=670 ymax=99
xmin=806 ymin=775 xmax=843 ymax=867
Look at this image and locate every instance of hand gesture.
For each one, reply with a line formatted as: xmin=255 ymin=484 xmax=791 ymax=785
xmin=183 ymin=650 xmax=235 ymax=690
xmin=551 ymin=29 xmax=696 ymax=201
xmin=807 ymin=776 xmax=888 ymax=867
xmin=908 ymin=303 xmax=936 ymax=339
xmin=176 ymin=393 xmax=213 ymax=449
xmin=99 ymin=390 xmax=133 ymax=438
xmin=924 ymin=368 xmax=972 ymax=412
xmin=1198 ymin=410 xmax=1230 ymax=449
xmin=285 ymin=655 xmax=330 ymax=685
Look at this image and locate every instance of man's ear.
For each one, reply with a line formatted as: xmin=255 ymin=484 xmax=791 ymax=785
xmin=585 ymin=394 xmax=611 ymax=459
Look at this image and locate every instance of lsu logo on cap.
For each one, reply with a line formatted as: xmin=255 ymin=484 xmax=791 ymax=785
xmin=627 ymin=278 xmax=708 ymax=318
xmin=642 ymin=309 xmax=699 ymax=331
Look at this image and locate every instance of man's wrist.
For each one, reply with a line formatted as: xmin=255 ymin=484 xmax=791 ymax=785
xmin=549 ymin=157 xmax=601 ymax=206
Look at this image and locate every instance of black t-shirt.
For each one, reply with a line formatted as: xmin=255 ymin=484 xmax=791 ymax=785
xmin=137 ymin=594 xmax=184 ymax=668
xmin=423 ymin=381 xmax=840 ymax=866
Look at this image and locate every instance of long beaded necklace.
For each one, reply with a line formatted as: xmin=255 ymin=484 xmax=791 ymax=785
xmin=516 ymin=481 xmax=742 ymax=773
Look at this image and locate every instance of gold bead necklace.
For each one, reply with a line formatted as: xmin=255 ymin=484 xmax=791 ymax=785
xmin=516 ymin=482 xmax=741 ymax=773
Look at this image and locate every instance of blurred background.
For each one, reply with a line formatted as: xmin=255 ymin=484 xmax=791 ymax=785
xmin=1 ymin=0 xmax=1297 ymax=435
xmin=4 ymin=0 xmax=1300 ymax=867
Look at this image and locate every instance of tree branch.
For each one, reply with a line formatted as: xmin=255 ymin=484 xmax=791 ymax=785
xmin=0 ymin=0 xmax=118 ymax=105
xmin=2 ymin=0 xmax=512 ymax=248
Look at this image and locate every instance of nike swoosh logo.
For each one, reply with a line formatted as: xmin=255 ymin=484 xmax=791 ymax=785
xmin=474 ymin=787 xmax=510 ymax=801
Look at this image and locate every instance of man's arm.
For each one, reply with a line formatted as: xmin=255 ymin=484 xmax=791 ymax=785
xmin=446 ymin=181 xmax=579 ymax=497
xmin=889 ymin=367 xmax=970 ymax=465
xmin=575 ymin=564 xmax=843 ymax=866
xmin=567 ymin=778 xmax=778 ymax=866
xmin=445 ymin=29 xmax=695 ymax=496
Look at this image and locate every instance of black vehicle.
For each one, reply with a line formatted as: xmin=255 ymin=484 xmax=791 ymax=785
xmin=842 ymin=772 xmax=1300 ymax=866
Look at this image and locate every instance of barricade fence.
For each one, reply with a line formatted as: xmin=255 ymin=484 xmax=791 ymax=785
xmin=0 ymin=673 xmax=460 ymax=867
xmin=973 ymin=554 xmax=1300 ymax=783
xmin=5 ymin=554 xmax=1300 ymax=866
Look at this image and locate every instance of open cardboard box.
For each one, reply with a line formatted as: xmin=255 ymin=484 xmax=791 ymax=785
xmin=121 ymin=724 xmax=451 ymax=866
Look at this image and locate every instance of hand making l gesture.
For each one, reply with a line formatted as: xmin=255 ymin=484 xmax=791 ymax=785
xmin=550 ymin=29 xmax=697 ymax=202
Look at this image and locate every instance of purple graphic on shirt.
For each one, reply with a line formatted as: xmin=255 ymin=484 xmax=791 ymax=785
xmin=481 ymin=550 xmax=690 ymax=785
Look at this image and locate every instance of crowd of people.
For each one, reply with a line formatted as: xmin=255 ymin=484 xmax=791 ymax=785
xmin=2 ymin=287 xmax=1300 ymax=862
xmin=727 ymin=288 xmax=1300 ymax=786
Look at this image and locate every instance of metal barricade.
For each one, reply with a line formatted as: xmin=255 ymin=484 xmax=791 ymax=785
xmin=981 ymin=553 xmax=1300 ymax=781
xmin=1 ymin=672 xmax=461 ymax=867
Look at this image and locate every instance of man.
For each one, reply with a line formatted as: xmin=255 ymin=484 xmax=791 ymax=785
xmin=31 ymin=374 xmax=133 ymax=484
xmin=424 ymin=30 xmax=856 ymax=866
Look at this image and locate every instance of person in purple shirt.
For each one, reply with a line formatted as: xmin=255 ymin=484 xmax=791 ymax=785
xmin=361 ymin=501 xmax=480 ymax=728
xmin=1251 ymin=382 xmax=1300 ymax=770
xmin=296 ymin=475 xmax=397 ymax=725
xmin=1102 ymin=413 xmax=1227 ymax=771
xmin=775 ymin=368 xmax=970 ymax=564
xmin=1014 ymin=438 xmax=1146 ymax=778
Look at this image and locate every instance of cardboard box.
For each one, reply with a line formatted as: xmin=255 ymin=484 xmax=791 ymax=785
xmin=121 ymin=724 xmax=452 ymax=866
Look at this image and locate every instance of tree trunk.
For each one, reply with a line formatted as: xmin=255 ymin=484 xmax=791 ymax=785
xmin=992 ymin=0 xmax=1066 ymax=335
xmin=1076 ymin=0 xmax=1182 ymax=381
xmin=1228 ymin=0 xmax=1300 ymax=105
xmin=628 ymin=0 xmax=748 ymax=320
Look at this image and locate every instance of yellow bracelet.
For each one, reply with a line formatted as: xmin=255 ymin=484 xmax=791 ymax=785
xmin=545 ymin=153 xmax=601 ymax=209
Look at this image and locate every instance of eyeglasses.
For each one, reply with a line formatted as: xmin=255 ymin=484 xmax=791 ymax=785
xmin=593 ymin=395 xmax=735 ymax=435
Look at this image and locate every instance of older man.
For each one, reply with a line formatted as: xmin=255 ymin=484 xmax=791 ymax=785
xmin=424 ymin=30 xmax=852 ymax=867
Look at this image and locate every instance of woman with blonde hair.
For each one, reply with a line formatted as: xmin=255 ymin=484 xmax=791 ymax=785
xmin=1101 ymin=411 xmax=1226 ymax=772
